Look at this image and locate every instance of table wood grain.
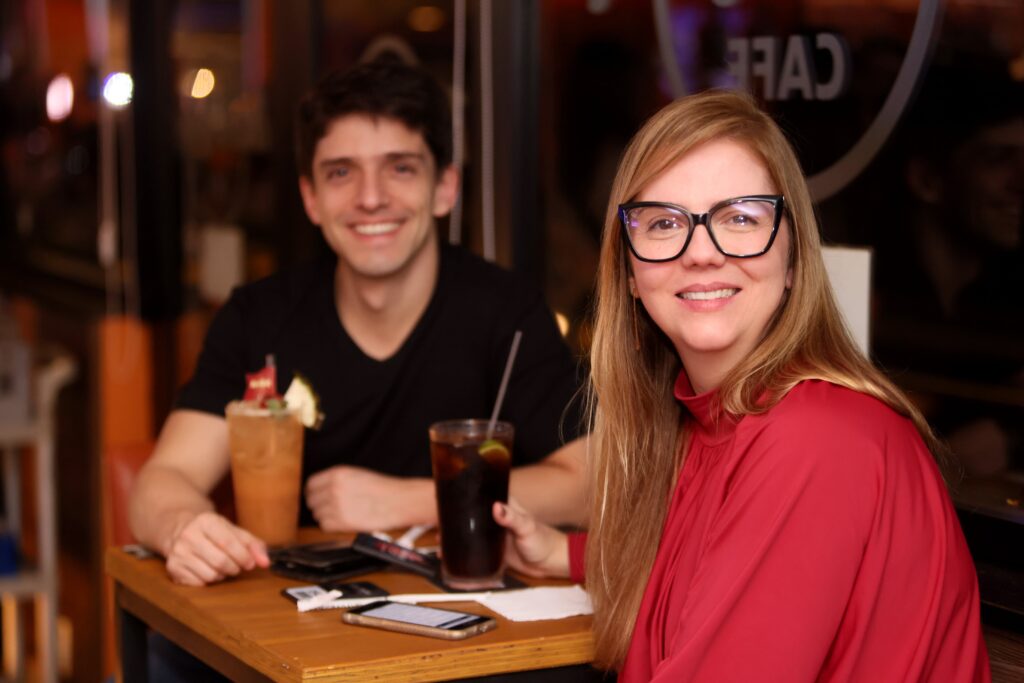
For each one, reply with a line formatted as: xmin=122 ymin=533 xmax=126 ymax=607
xmin=105 ymin=534 xmax=595 ymax=682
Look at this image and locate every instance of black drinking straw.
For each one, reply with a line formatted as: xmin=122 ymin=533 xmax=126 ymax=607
xmin=487 ymin=330 xmax=523 ymax=439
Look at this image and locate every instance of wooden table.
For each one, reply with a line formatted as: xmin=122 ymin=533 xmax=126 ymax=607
xmin=105 ymin=536 xmax=594 ymax=682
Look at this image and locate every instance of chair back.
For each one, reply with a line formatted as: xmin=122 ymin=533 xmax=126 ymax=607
xmin=822 ymin=245 xmax=873 ymax=355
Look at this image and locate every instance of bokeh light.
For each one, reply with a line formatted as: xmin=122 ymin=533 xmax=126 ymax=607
xmin=46 ymin=73 xmax=74 ymax=122
xmin=102 ymin=71 xmax=133 ymax=107
xmin=408 ymin=6 xmax=445 ymax=32
xmin=190 ymin=68 xmax=215 ymax=99
xmin=555 ymin=312 xmax=570 ymax=338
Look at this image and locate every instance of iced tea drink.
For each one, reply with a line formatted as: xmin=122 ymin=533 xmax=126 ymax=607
xmin=226 ymin=401 xmax=304 ymax=546
xmin=429 ymin=420 xmax=513 ymax=589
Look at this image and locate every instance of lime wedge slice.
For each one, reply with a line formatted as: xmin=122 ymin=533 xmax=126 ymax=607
xmin=283 ymin=373 xmax=324 ymax=429
xmin=478 ymin=439 xmax=510 ymax=460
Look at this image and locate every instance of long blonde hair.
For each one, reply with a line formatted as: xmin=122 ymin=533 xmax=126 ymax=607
xmin=585 ymin=90 xmax=942 ymax=669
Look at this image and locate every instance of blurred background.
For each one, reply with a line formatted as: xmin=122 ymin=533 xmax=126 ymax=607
xmin=0 ymin=0 xmax=1021 ymax=680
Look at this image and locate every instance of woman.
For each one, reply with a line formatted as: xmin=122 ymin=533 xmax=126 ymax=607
xmin=495 ymin=90 xmax=989 ymax=681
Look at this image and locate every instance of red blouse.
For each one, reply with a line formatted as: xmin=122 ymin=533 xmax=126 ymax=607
xmin=571 ymin=378 xmax=989 ymax=682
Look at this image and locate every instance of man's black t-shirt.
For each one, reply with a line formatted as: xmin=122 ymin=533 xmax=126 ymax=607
xmin=177 ymin=242 xmax=584 ymax=525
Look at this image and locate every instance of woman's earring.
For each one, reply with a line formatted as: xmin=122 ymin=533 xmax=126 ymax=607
xmin=632 ymin=296 xmax=641 ymax=351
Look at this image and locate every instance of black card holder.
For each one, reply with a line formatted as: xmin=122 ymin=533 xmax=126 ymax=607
xmin=350 ymin=533 xmax=440 ymax=578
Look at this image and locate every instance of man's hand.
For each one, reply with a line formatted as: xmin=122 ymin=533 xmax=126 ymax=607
xmin=305 ymin=465 xmax=435 ymax=532
xmin=163 ymin=511 xmax=270 ymax=586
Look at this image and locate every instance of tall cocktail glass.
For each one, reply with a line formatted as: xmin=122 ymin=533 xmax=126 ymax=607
xmin=225 ymin=401 xmax=304 ymax=546
xmin=429 ymin=419 xmax=513 ymax=589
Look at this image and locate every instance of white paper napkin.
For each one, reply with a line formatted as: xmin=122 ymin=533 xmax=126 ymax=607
xmin=477 ymin=585 xmax=593 ymax=622
xmin=297 ymin=585 xmax=594 ymax=621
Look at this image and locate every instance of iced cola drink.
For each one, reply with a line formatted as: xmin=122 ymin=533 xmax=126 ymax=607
xmin=226 ymin=401 xmax=304 ymax=547
xmin=429 ymin=420 xmax=513 ymax=589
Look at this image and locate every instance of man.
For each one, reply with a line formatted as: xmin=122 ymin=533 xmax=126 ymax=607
xmin=129 ymin=57 xmax=587 ymax=587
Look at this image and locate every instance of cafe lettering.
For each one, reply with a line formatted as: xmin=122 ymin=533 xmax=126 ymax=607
xmin=726 ymin=33 xmax=850 ymax=101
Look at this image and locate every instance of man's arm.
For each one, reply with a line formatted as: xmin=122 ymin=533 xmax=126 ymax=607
xmin=509 ymin=436 xmax=588 ymax=527
xmin=305 ymin=435 xmax=589 ymax=533
xmin=128 ymin=409 xmax=269 ymax=585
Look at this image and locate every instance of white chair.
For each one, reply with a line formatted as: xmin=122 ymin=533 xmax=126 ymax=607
xmin=0 ymin=353 xmax=76 ymax=683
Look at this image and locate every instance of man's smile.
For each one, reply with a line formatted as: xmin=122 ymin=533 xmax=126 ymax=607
xmin=351 ymin=221 xmax=402 ymax=236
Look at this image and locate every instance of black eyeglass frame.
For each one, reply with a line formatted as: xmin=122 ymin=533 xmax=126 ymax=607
xmin=619 ymin=194 xmax=786 ymax=262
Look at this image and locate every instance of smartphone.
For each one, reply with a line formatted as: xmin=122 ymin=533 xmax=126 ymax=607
xmin=342 ymin=600 xmax=496 ymax=640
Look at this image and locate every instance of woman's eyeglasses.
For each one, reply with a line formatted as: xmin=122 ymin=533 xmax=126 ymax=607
xmin=619 ymin=195 xmax=785 ymax=261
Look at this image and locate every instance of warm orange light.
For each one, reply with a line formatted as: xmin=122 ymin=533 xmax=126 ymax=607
xmin=555 ymin=312 xmax=570 ymax=338
xmin=1011 ymin=54 xmax=1024 ymax=82
xmin=190 ymin=68 xmax=215 ymax=99
xmin=408 ymin=6 xmax=445 ymax=32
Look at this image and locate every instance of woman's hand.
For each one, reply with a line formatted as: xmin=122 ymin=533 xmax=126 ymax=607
xmin=493 ymin=498 xmax=570 ymax=578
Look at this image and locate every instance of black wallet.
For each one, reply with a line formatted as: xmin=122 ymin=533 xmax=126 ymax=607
xmin=269 ymin=540 xmax=387 ymax=583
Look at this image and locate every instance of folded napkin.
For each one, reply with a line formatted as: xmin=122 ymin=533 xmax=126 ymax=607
xmin=478 ymin=585 xmax=593 ymax=622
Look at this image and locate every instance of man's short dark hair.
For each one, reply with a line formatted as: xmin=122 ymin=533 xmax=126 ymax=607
xmin=295 ymin=56 xmax=453 ymax=178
